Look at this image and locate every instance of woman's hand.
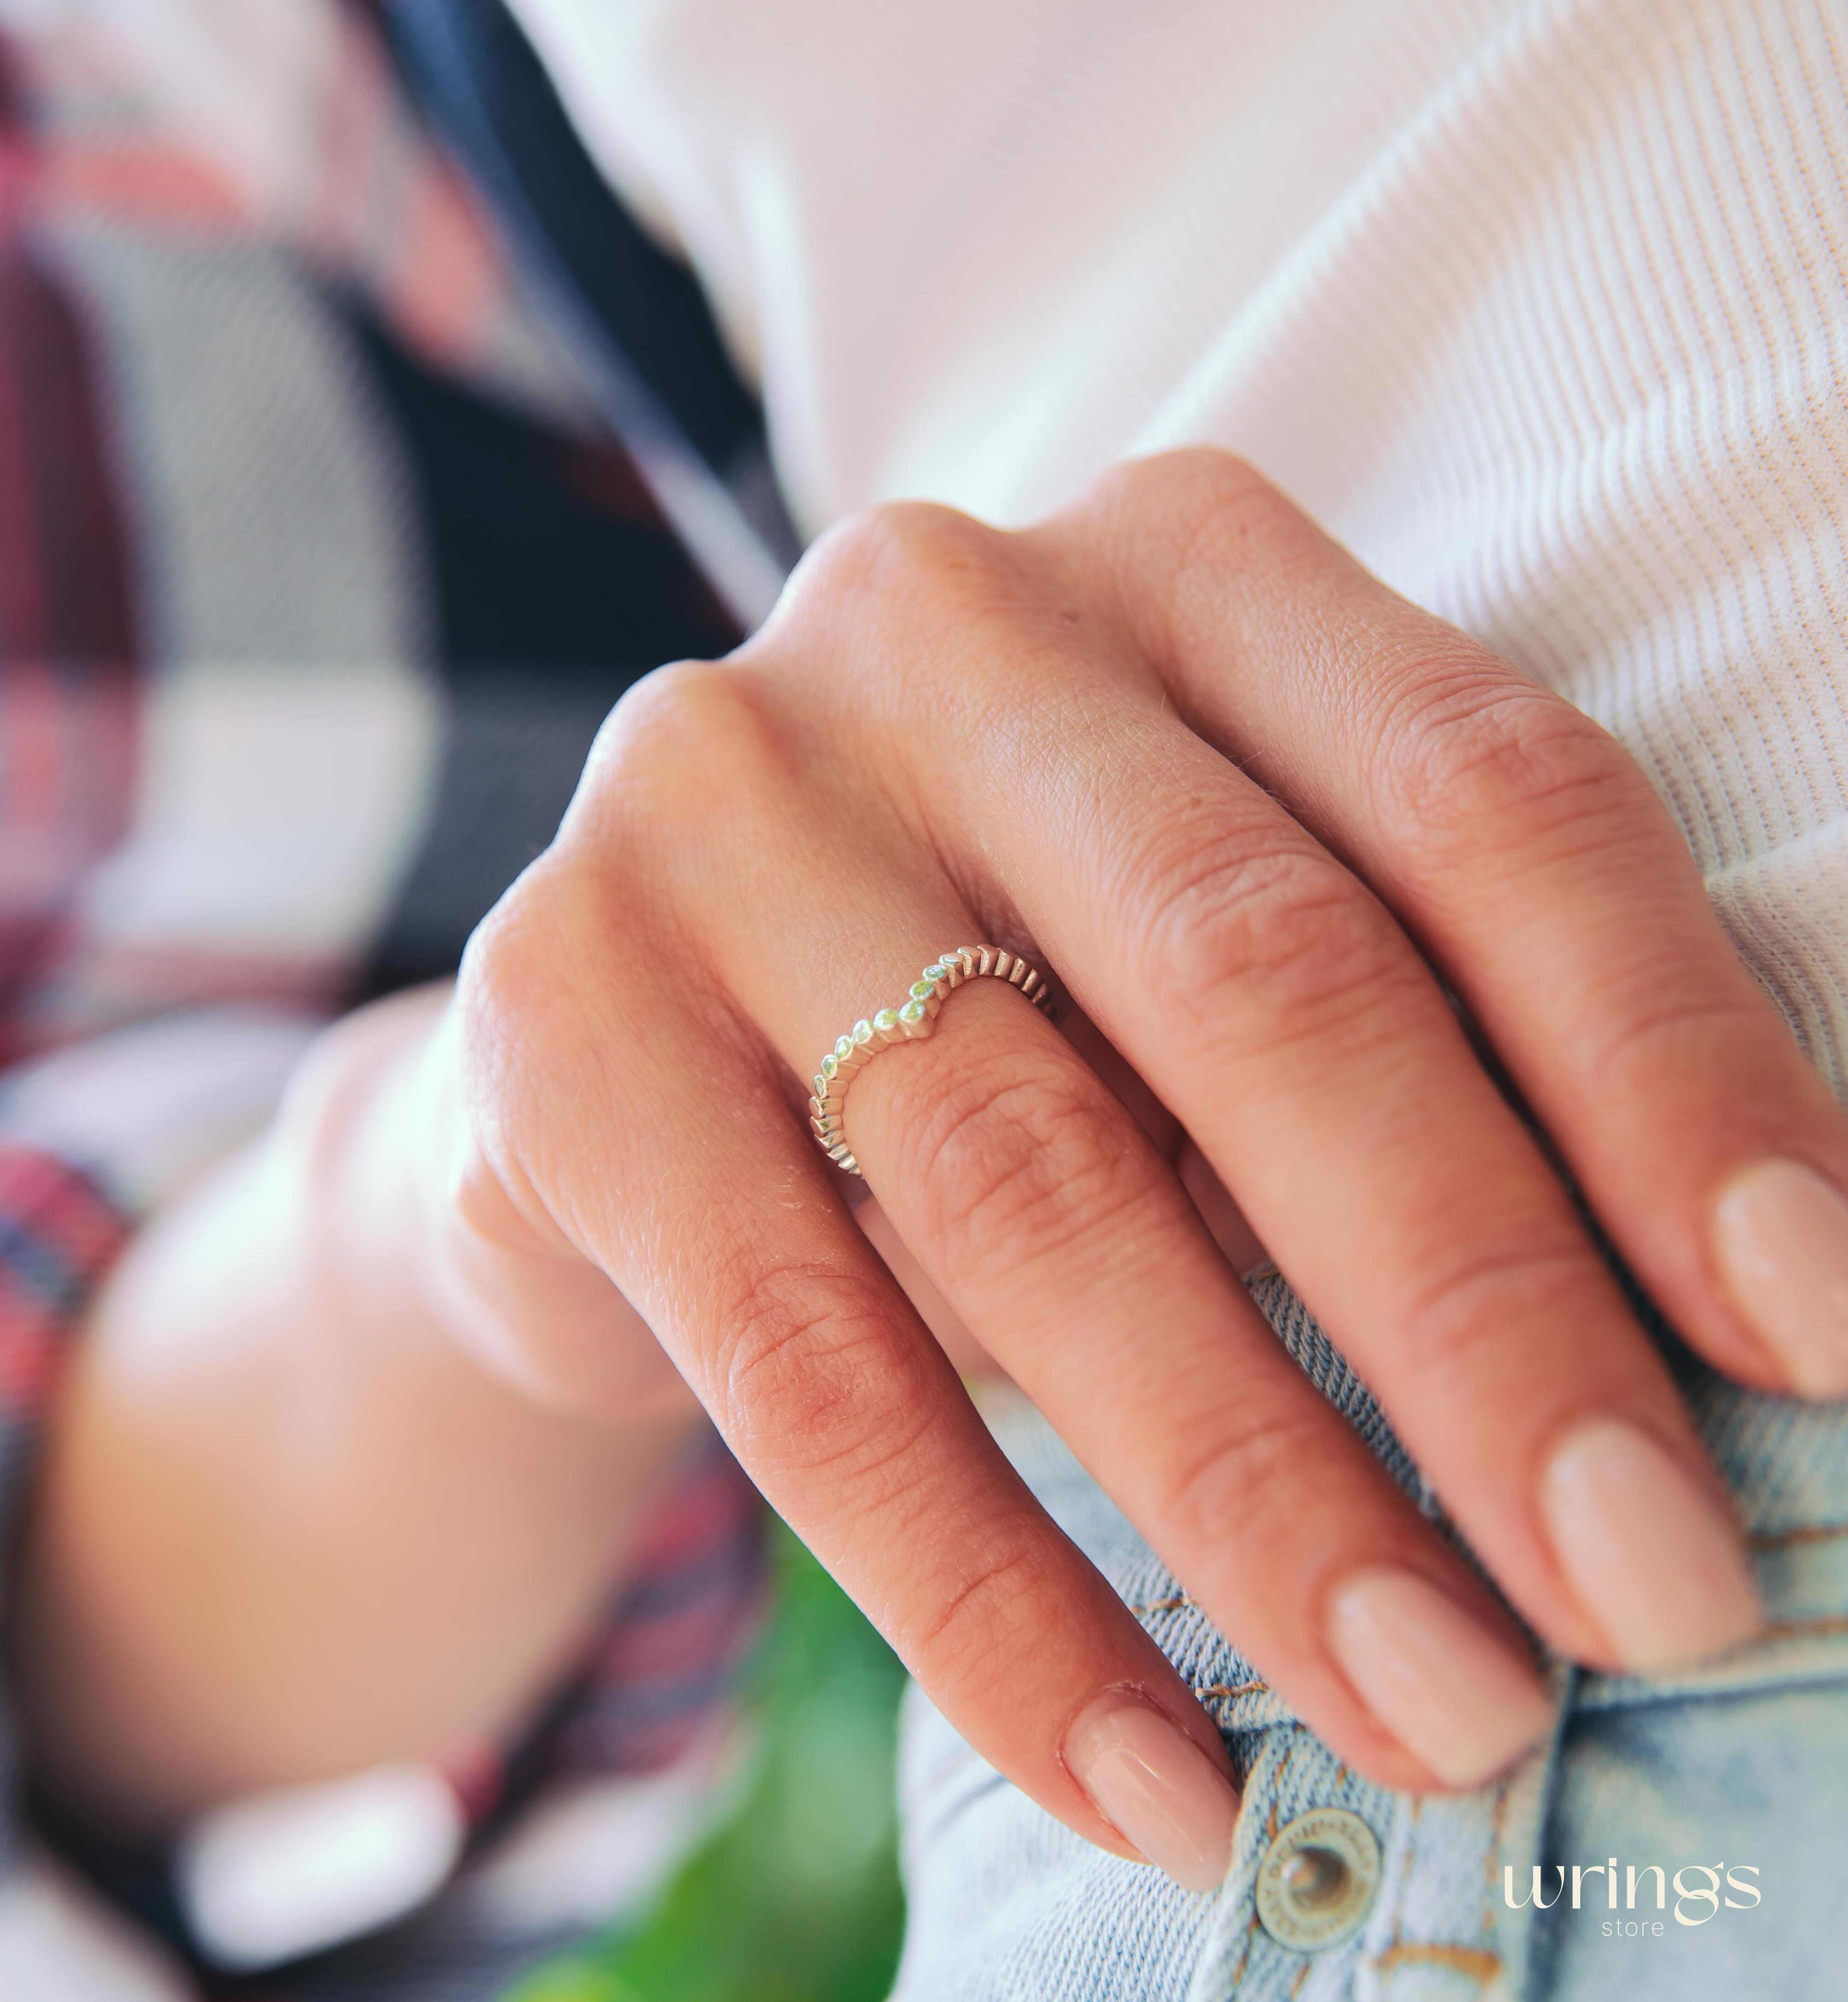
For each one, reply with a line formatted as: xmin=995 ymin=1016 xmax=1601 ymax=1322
xmin=445 ymin=451 xmax=1848 ymax=1888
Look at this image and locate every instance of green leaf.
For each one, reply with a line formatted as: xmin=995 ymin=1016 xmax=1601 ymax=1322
xmin=508 ymin=1525 xmax=907 ymax=2002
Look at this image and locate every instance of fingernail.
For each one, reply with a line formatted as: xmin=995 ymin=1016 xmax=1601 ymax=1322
xmin=1326 ymin=1567 xmax=1555 ymax=1787
xmin=1064 ymin=1696 xmax=1239 ymax=1893
xmin=1713 ymin=1159 xmax=1848 ymax=1398
xmin=1541 ymin=1418 xmax=1760 ymax=1672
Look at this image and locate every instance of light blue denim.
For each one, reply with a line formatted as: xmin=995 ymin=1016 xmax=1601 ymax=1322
xmin=891 ymin=1272 xmax=1848 ymax=2001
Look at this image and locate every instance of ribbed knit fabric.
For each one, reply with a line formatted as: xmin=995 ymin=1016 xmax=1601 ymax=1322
xmin=507 ymin=0 xmax=1848 ymax=1097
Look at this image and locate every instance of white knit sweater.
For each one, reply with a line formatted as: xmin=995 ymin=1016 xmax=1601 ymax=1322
xmin=513 ymin=0 xmax=1848 ymax=1098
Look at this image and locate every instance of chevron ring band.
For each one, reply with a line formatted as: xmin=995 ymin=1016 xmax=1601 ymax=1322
xmin=808 ymin=945 xmax=1053 ymax=1175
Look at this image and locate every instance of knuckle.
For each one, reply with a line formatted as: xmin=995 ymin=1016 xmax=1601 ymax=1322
xmin=897 ymin=1048 xmax=1158 ymax=1279
xmin=755 ymin=500 xmax=1039 ymax=722
xmin=451 ymin=862 xmax=589 ymax=1205
xmin=711 ymin=1254 xmax=921 ymax=1480
xmin=1150 ymin=1400 xmax=1334 ymax=1553
xmin=1391 ymin=1237 xmax=1600 ymax=1394
xmin=1579 ymin=985 xmax=1769 ymax=1099
xmin=455 ymin=864 xmax=559 ymax=1094
xmin=1090 ymin=446 xmax=1274 ymax=532
xmin=776 ymin=498 xmax=1008 ymax=628
xmin=1089 ymin=449 xmax=1311 ymax=599
xmin=899 ymin=1531 xmax=1045 ymax=1694
xmin=578 ymin=657 xmax=785 ymax=838
xmin=1372 ymin=670 xmax=1646 ymax=863
xmin=455 ymin=846 xmax=610 ymax=1060
xmin=454 ymin=854 xmax=677 ymax=1245
xmin=1132 ymin=823 xmax=1409 ymax=1038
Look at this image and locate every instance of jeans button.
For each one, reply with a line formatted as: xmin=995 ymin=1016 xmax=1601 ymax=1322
xmin=1254 ymin=1807 xmax=1381 ymax=1951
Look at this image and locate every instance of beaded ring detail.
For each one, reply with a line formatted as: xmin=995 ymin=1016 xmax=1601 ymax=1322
xmin=808 ymin=945 xmax=1053 ymax=1175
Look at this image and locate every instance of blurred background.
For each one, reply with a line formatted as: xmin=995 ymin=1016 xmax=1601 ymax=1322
xmin=0 ymin=2 xmax=906 ymax=1997
xmin=517 ymin=1532 xmax=908 ymax=2002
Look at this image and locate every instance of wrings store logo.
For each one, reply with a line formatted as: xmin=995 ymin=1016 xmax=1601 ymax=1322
xmin=1504 ymin=1861 xmax=1760 ymax=1933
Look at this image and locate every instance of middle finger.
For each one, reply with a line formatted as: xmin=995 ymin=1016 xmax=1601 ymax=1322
xmin=951 ymin=675 xmax=1761 ymax=1679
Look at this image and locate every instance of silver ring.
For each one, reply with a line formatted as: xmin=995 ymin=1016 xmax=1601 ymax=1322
xmin=808 ymin=945 xmax=1052 ymax=1175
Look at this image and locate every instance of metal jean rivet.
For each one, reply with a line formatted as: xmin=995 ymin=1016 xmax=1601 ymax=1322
xmin=1254 ymin=1807 xmax=1381 ymax=1952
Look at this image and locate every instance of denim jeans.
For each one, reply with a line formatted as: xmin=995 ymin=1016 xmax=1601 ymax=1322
xmin=891 ymin=1273 xmax=1848 ymax=2001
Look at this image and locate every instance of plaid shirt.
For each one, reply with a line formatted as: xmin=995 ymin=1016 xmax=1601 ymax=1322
xmin=0 ymin=5 xmax=775 ymax=1994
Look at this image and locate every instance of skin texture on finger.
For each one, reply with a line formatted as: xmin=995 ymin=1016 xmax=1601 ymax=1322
xmin=832 ymin=977 xmax=1557 ymax=1794
xmin=622 ymin=697 xmax=1558 ymax=1794
xmin=853 ymin=1194 xmax=993 ymax=1377
xmin=855 ymin=1006 xmax=1269 ymax=1372
xmin=850 ymin=1016 xmax=1268 ymax=1380
xmin=455 ymin=844 xmax=1242 ymax=1880
xmin=755 ymin=517 xmax=1759 ymax=1677
xmin=941 ymin=687 xmax=1755 ymax=1672
xmin=1061 ymin=1006 xmax=1270 ymax=1278
xmin=416 ymin=999 xmax=705 ymax=1423
xmin=1078 ymin=449 xmax=1848 ymax=1400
